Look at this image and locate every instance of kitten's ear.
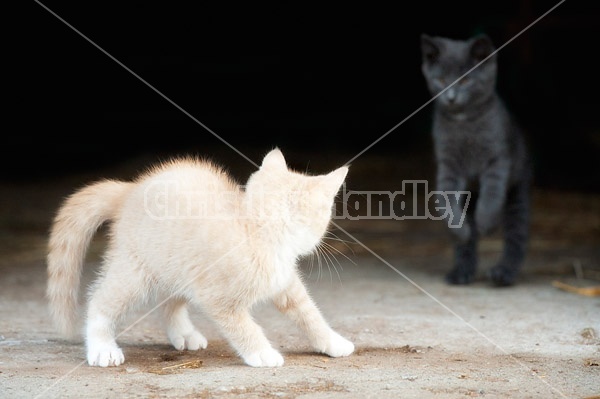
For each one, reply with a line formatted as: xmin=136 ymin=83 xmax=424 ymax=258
xmin=261 ymin=148 xmax=287 ymax=169
xmin=421 ymin=34 xmax=439 ymax=64
xmin=470 ymin=34 xmax=495 ymax=62
xmin=321 ymin=166 xmax=349 ymax=197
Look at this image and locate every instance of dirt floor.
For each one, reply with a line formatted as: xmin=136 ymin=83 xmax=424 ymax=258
xmin=0 ymin=151 xmax=599 ymax=399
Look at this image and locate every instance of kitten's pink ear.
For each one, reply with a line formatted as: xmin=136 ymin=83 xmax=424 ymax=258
xmin=323 ymin=166 xmax=349 ymax=196
xmin=261 ymin=148 xmax=287 ymax=169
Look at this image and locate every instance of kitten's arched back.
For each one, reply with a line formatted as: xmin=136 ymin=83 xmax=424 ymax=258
xmin=47 ymin=148 xmax=355 ymax=367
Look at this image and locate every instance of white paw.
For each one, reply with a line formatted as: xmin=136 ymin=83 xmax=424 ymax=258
xmin=87 ymin=343 xmax=125 ymax=367
xmin=243 ymin=347 xmax=284 ymax=367
xmin=168 ymin=329 xmax=208 ymax=351
xmin=322 ymin=332 xmax=354 ymax=358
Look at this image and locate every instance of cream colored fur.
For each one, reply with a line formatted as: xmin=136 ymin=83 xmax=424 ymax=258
xmin=47 ymin=148 xmax=354 ymax=367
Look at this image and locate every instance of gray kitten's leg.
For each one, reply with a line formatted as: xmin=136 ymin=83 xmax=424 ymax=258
xmin=162 ymin=297 xmax=207 ymax=351
xmin=273 ymin=273 xmax=354 ymax=358
xmin=490 ymin=179 xmax=530 ymax=286
xmin=475 ymin=160 xmax=510 ymax=235
xmin=436 ymin=166 xmax=471 ymax=243
xmin=446 ymin=210 xmax=479 ymax=285
xmin=436 ymin=160 xmax=483 ymax=284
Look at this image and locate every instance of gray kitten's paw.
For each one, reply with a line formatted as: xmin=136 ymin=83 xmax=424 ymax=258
xmin=489 ymin=264 xmax=518 ymax=287
xmin=243 ymin=347 xmax=284 ymax=367
xmin=445 ymin=267 xmax=475 ymax=285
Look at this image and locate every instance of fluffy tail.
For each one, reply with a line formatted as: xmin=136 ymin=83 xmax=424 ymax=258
xmin=47 ymin=179 xmax=131 ymax=337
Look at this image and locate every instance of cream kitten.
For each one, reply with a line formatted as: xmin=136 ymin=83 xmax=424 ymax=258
xmin=47 ymin=148 xmax=354 ymax=368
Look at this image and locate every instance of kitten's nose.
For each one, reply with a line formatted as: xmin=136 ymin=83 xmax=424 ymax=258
xmin=445 ymin=88 xmax=456 ymax=103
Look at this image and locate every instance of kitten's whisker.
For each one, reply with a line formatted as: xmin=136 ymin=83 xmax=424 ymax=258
xmin=327 ymin=246 xmax=344 ymax=284
xmin=306 ymin=252 xmax=316 ymax=279
xmin=322 ymin=239 xmax=355 ymax=265
xmin=317 ymin=246 xmax=334 ymax=285
xmin=310 ymin=245 xmax=322 ymax=282
xmin=314 ymin=253 xmax=321 ymax=279
xmin=326 ymin=230 xmax=356 ymax=248
xmin=327 ymin=246 xmax=354 ymax=265
xmin=325 ymin=231 xmax=354 ymax=246
xmin=320 ymin=242 xmax=344 ymax=271
xmin=325 ymin=248 xmax=335 ymax=285
xmin=315 ymin=247 xmax=329 ymax=278
xmin=318 ymin=243 xmax=343 ymax=285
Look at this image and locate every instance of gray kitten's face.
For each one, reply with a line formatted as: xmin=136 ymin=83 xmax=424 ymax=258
xmin=421 ymin=34 xmax=497 ymax=112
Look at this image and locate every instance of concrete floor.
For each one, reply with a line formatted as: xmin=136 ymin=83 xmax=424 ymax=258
xmin=1 ymin=151 xmax=599 ymax=399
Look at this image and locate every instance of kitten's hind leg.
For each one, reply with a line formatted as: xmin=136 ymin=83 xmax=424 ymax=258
xmin=446 ymin=213 xmax=478 ymax=285
xmin=86 ymin=258 xmax=145 ymax=367
xmin=163 ymin=297 xmax=207 ymax=351
xmin=490 ymin=179 xmax=530 ymax=286
xmin=273 ymin=273 xmax=354 ymax=358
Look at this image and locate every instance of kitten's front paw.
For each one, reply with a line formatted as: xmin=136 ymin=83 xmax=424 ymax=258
xmin=449 ymin=224 xmax=471 ymax=244
xmin=87 ymin=343 xmax=125 ymax=367
xmin=243 ymin=347 xmax=284 ymax=367
xmin=475 ymin=210 xmax=499 ymax=236
xmin=489 ymin=264 xmax=518 ymax=287
xmin=168 ymin=329 xmax=208 ymax=351
xmin=321 ymin=331 xmax=354 ymax=358
xmin=445 ymin=268 xmax=475 ymax=285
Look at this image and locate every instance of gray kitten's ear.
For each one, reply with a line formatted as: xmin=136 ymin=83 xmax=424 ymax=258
xmin=421 ymin=34 xmax=439 ymax=63
xmin=470 ymin=34 xmax=495 ymax=62
xmin=261 ymin=147 xmax=287 ymax=169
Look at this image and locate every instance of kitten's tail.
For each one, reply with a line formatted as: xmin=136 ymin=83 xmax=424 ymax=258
xmin=46 ymin=179 xmax=132 ymax=338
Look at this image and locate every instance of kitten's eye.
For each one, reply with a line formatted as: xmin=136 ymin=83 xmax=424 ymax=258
xmin=458 ymin=77 xmax=470 ymax=86
xmin=426 ymin=53 xmax=438 ymax=63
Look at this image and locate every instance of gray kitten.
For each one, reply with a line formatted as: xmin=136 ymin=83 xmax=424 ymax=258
xmin=421 ymin=33 xmax=532 ymax=286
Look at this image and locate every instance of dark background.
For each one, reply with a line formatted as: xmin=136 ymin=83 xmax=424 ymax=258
xmin=12 ymin=1 xmax=600 ymax=192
